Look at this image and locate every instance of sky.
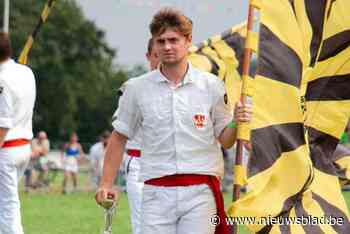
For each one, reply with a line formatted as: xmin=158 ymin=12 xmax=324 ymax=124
xmin=76 ymin=0 xmax=248 ymax=67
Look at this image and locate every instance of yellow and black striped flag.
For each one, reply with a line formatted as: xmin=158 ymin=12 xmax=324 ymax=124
xmin=304 ymin=0 xmax=350 ymax=187
xmin=228 ymin=0 xmax=313 ymax=232
xmin=228 ymin=0 xmax=350 ymax=233
xmin=18 ymin=0 xmax=56 ymax=65
xmin=188 ymin=22 xmax=249 ymax=106
xmin=305 ymin=0 xmax=350 ymax=173
xmin=303 ymin=1 xmax=350 ymax=233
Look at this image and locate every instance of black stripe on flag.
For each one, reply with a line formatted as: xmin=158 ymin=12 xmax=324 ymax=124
xmin=222 ymin=31 xmax=245 ymax=75
xmin=313 ymin=192 xmax=350 ymax=233
xmin=333 ymin=144 xmax=350 ymax=162
xmin=257 ymin=24 xmax=303 ymax=88
xmin=305 ymin=74 xmax=350 ymax=101
xmin=295 ymin=199 xmax=324 ymax=233
xmin=308 ymin=127 xmax=346 ymax=178
xmin=249 ymin=123 xmax=306 ymax=177
xmin=197 ymin=51 xmax=220 ymax=76
xmin=318 ymin=30 xmax=350 ymax=62
xmin=304 ymin=0 xmax=328 ymax=66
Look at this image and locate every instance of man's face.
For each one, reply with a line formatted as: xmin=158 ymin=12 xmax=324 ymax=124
xmin=154 ymin=28 xmax=191 ymax=66
xmin=146 ymin=46 xmax=160 ymax=71
xmin=38 ymin=131 xmax=47 ymax=141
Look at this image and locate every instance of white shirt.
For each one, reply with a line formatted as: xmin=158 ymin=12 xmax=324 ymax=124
xmin=89 ymin=142 xmax=106 ymax=174
xmin=0 ymin=59 xmax=36 ymax=141
xmin=117 ymin=83 xmax=142 ymax=151
xmin=125 ymin=131 xmax=142 ymax=150
xmin=112 ymin=62 xmax=233 ymax=182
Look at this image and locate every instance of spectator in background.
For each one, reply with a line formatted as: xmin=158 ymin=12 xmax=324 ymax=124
xmin=31 ymin=131 xmax=50 ymax=188
xmin=89 ymin=131 xmax=111 ymax=188
xmin=61 ymin=132 xmax=85 ymax=194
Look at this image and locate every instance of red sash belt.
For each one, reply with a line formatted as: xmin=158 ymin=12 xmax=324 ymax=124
xmin=2 ymin=139 xmax=30 ymax=148
xmin=126 ymin=149 xmax=141 ymax=157
xmin=145 ymin=174 xmax=230 ymax=234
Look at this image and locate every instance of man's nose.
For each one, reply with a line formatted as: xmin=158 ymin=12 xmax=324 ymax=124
xmin=164 ymin=41 xmax=171 ymax=50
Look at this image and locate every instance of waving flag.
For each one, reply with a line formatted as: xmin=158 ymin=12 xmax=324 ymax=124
xmin=228 ymin=0 xmax=350 ymax=233
xmin=305 ymin=0 xmax=350 ymax=182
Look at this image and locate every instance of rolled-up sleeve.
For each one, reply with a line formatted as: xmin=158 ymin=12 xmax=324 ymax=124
xmin=211 ymin=80 xmax=233 ymax=138
xmin=112 ymin=80 xmax=141 ymax=139
xmin=0 ymin=81 xmax=13 ymax=129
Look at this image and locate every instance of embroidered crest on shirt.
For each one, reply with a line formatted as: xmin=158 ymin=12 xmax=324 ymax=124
xmin=193 ymin=114 xmax=207 ymax=129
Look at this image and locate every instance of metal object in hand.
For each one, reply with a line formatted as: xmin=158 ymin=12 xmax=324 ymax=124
xmin=102 ymin=199 xmax=116 ymax=234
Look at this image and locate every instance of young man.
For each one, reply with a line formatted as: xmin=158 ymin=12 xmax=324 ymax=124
xmin=122 ymin=38 xmax=160 ymax=234
xmin=96 ymin=8 xmax=252 ymax=234
xmin=145 ymin=38 xmax=160 ymax=70
xmin=0 ymin=32 xmax=36 ymax=234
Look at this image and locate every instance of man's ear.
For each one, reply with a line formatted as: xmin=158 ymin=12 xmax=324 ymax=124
xmin=185 ymin=35 xmax=192 ymax=49
xmin=187 ymin=35 xmax=193 ymax=44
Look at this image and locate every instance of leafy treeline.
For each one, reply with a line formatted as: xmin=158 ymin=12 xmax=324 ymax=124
xmin=0 ymin=0 xmax=130 ymax=148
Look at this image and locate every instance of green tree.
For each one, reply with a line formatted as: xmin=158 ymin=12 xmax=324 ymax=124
xmin=1 ymin=0 xmax=128 ymax=147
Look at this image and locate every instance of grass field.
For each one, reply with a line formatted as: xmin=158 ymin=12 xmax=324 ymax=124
xmin=20 ymin=172 xmax=350 ymax=234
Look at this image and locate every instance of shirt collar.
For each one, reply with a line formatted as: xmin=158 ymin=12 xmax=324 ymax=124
xmin=154 ymin=61 xmax=195 ymax=85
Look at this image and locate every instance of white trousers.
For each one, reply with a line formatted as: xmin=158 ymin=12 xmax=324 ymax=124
xmin=0 ymin=145 xmax=30 ymax=234
xmin=141 ymin=183 xmax=216 ymax=234
xmin=125 ymin=155 xmax=143 ymax=234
